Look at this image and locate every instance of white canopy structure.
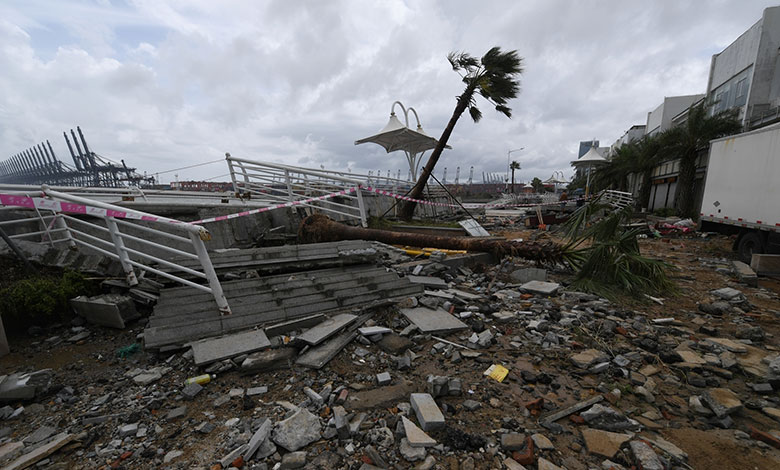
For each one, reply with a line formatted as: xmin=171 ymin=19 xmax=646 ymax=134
xmin=571 ymin=147 xmax=608 ymax=196
xmin=355 ymin=101 xmax=450 ymax=181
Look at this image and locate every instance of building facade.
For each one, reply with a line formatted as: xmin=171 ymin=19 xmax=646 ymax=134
xmin=707 ymin=6 xmax=780 ymax=129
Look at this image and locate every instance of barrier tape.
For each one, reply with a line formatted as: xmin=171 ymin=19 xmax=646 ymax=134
xmin=0 ymin=193 xmax=171 ymax=222
xmin=0 ymin=186 xmax=583 ymax=227
xmin=188 ymin=188 xmax=358 ymax=224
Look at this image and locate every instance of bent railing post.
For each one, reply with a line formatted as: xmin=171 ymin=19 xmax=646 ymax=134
xmin=189 ymin=231 xmax=231 ymax=315
xmin=105 ymin=217 xmax=139 ymax=286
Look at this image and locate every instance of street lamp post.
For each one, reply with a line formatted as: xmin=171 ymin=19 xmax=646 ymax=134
xmin=506 ymin=147 xmax=524 ymax=191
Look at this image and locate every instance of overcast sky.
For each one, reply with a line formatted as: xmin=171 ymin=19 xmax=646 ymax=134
xmin=0 ymin=0 xmax=774 ymax=185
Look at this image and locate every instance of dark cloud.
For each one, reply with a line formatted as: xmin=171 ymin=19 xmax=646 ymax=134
xmin=0 ymin=0 xmax=773 ymax=184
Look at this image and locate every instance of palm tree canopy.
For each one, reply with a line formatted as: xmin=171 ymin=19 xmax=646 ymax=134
xmin=448 ymin=47 xmax=523 ymax=123
xmin=510 ymin=161 xmax=520 ymax=170
xmin=659 ymin=103 xmax=741 ymax=158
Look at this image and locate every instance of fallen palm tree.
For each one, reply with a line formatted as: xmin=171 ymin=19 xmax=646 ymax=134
xmin=298 ymin=214 xmax=573 ymax=265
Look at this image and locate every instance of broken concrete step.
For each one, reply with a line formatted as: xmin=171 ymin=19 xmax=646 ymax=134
xmin=296 ymin=314 xmax=357 ymax=346
xmin=190 ymin=329 xmax=271 ymax=366
xmin=401 ymin=307 xmax=468 ymax=334
xmin=69 ymin=294 xmax=139 ymax=329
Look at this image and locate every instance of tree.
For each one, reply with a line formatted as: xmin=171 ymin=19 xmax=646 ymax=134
xmin=591 ymin=136 xmax=663 ymax=210
xmin=531 ymin=176 xmax=544 ymax=193
xmin=399 ymin=47 xmax=523 ymax=220
xmin=659 ymin=102 xmax=741 ymax=218
xmin=510 ymin=161 xmax=520 ymax=193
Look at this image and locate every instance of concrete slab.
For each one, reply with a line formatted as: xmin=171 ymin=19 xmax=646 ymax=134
xmin=751 ymin=254 xmax=780 ymax=276
xmin=458 ymin=218 xmax=490 ymax=237
xmin=407 ymin=275 xmax=448 ymax=288
xmin=510 ymin=267 xmax=547 ymax=283
xmin=296 ymin=330 xmax=357 ymax=369
xmin=358 ymin=326 xmax=392 ymax=337
xmin=519 ymin=280 xmax=560 ymax=296
xmin=297 ymin=313 xmax=357 ymax=346
xmin=402 ymin=416 xmax=437 ymax=447
xmin=191 ymin=329 xmax=271 ymax=366
xmin=241 ymin=348 xmax=297 ymax=373
xmin=731 ymin=261 xmax=758 ymax=286
xmin=410 ymin=393 xmax=445 ymax=432
xmin=69 ymin=294 xmax=139 ymax=329
xmin=401 ymin=307 xmax=467 ymax=334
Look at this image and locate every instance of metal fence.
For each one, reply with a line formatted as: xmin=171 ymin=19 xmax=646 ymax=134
xmin=0 ymin=186 xmax=231 ymax=315
xmin=226 ymin=155 xmax=368 ymax=227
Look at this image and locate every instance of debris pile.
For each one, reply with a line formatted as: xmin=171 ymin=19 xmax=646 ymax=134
xmin=2 ymin=232 xmax=780 ymax=469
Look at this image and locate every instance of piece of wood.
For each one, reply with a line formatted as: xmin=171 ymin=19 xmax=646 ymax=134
xmin=4 ymin=433 xmax=74 ymax=470
xmin=540 ymin=395 xmax=604 ymax=424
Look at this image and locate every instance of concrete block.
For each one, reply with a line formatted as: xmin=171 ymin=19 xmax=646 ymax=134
xmin=731 ymin=260 xmax=758 ymax=286
xmin=751 ymin=254 xmax=780 ymax=276
xmin=510 ymin=267 xmax=547 ymax=283
xmin=376 ymin=372 xmax=391 ymax=386
xmin=410 ymin=393 xmax=444 ymax=432
xmin=407 ymin=275 xmax=448 ymax=288
xmin=191 ymin=329 xmax=271 ymax=366
xmin=519 ymin=280 xmax=560 ymax=296
xmin=69 ymin=294 xmax=139 ymax=329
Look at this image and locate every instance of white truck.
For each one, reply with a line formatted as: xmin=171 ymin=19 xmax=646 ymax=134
xmin=699 ymin=121 xmax=780 ymax=262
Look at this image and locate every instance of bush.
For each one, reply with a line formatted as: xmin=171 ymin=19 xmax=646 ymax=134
xmin=0 ymin=270 xmax=97 ymax=332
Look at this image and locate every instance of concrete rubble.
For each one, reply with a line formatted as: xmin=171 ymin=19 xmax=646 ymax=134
xmin=1 ymin=232 xmax=780 ymax=469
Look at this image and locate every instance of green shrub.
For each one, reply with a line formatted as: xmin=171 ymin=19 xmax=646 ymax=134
xmin=0 ymin=270 xmax=97 ymax=332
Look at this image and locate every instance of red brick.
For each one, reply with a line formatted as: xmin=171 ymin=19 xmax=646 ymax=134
xmin=569 ymin=414 xmax=585 ymax=424
xmin=231 ymin=456 xmax=244 ymax=468
xmin=749 ymin=425 xmax=780 ymax=450
xmin=511 ymin=437 xmax=535 ymax=465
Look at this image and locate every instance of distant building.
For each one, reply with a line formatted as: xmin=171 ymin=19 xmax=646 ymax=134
xmin=578 ymin=139 xmax=597 ymax=158
xmin=645 ymin=95 xmax=705 ymax=136
xmin=609 ymin=124 xmax=646 ymax=156
xmin=171 ymin=181 xmax=233 ymax=192
xmin=706 ymin=6 xmax=780 ymax=129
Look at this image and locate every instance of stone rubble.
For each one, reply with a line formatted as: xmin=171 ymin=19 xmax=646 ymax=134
xmin=2 ymin=232 xmax=780 ymax=469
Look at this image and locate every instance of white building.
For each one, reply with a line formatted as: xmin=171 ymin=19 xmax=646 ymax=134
xmin=707 ymin=6 xmax=780 ymax=129
xmin=645 ymin=95 xmax=704 ymax=136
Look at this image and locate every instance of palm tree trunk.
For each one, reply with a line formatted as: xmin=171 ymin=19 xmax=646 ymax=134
xmin=399 ymin=88 xmax=474 ymax=220
xmin=638 ymin=170 xmax=653 ymax=211
xmin=511 ymin=169 xmax=515 ymax=194
xmin=299 ymin=214 xmax=566 ymax=263
xmin=675 ymin=153 xmax=697 ymax=218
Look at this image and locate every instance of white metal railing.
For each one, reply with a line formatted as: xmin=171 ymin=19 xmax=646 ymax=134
xmin=0 ymin=186 xmax=231 ymax=315
xmin=601 ymin=190 xmax=634 ymax=209
xmin=226 ymin=154 xmax=368 ymax=226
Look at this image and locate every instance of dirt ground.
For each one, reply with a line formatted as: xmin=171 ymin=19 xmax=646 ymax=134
xmin=2 ymin=231 xmax=780 ymax=469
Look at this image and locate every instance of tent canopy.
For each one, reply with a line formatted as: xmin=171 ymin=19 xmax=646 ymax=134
xmin=355 ymin=113 xmax=450 ymax=155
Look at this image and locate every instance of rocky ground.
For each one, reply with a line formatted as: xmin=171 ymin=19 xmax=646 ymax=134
xmin=1 ymin=231 xmax=780 ymax=470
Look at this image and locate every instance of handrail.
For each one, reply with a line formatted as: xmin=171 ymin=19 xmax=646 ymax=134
xmin=0 ymin=186 xmax=231 ymax=315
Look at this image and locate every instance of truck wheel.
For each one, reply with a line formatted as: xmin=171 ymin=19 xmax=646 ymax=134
xmin=737 ymin=232 xmax=764 ymax=263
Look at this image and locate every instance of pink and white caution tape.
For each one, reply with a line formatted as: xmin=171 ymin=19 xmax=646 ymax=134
xmin=1 ymin=186 xmax=583 ymax=227
xmin=188 ymin=188 xmax=358 ymax=224
xmin=0 ymin=193 xmax=174 ymax=222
